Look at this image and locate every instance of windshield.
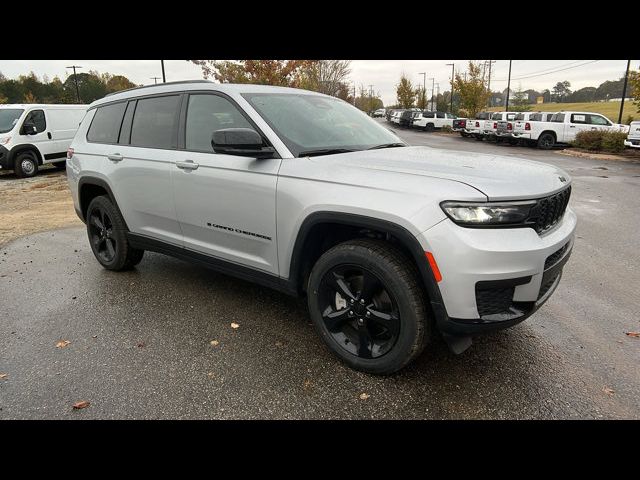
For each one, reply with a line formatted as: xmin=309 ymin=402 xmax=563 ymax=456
xmin=0 ymin=109 xmax=24 ymax=134
xmin=242 ymin=93 xmax=403 ymax=157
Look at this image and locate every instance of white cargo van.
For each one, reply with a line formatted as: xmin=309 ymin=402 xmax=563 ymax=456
xmin=0 ymin=104 xmax=87 ymax=177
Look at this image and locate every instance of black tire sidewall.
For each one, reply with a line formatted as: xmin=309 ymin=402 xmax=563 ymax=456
xmin=538 ymin=133 xmax=554 ymax=150
xmin=307 ymin=244 xmax=425 ymax=374
xmin=86 ymin=196 xmax=129 ymax=270
xmin=14 ymin=152 xmax=38 ymax=178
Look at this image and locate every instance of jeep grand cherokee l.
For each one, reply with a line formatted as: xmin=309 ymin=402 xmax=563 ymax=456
xmin=67 ymin=80 xmax=576 ymax=374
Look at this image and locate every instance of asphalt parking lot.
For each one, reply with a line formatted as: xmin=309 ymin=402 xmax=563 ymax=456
xmin=1 ymin=126 xmax=639 ymax=419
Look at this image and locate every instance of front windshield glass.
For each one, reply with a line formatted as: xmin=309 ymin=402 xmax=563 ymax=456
xmin=242 ymin=93 xmax=403 ymax=157
xmin=0 ymin=109 xmax=25 ymax=134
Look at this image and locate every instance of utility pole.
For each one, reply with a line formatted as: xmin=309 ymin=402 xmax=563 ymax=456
xmin=161 ymin=60 xmax=166 ymax=83
xmin=487 ymin=60 xmax=496 ymax=107
xmin=368 ymin=84 xmax=374 ymax=113
xmin=618 ymin=60 xmax=631 ymax=124
xmin=445 ymin=63 xmax=455 ymax=113
xmin=505 ymin=60 xmax=512 ymax=111
xmin=435 ymin=83 xmax=440 ymax=109
xmin=353 ymin=83 xmax=356 ymax=106
xmin=66 ymin=65 xmax=83 ymax=103
xmin=418 ymin=72 xmax=426 ymax=109
xmin=150 ymin=77 xmax=161 ymax=85
xmin=429 ymin=77 xmax=435 ymax=110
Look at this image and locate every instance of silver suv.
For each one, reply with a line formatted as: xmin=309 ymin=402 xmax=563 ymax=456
xmin=67 ymin=80 xmax=576 ymax=374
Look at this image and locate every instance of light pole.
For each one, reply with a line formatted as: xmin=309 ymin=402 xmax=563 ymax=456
xmin=66 ymin=65 xmax=83 ymax=103
xmin=445 ymin=63 xmax=455 ymax=113
xmin=368 ymin=84 xmax=374 ymax=113
xmin=435 ymin=83 xmax=440 ymax=109
xmin=505 ymin=60 xmax=512 ymax=111
xmin=619 ymin=60 xmax=631 ymax=124
xmin=418 ymin=72 xmax=426 ymax=109
xmin=429 ymin=77 xmax=435 ymax=110
xmin=161 ymin=60 xmax=166 ymax=83
xmin=150 ymin=77 xmax=161 ymax=85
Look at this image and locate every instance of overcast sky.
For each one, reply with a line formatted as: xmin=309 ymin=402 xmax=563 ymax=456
xmin=0 ymin=60 xmax=637 ymax=106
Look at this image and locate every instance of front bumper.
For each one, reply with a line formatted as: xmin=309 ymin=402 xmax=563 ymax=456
xmin=0 ymin=145 xmax=10 ymax=170
xmin=419 ymin=207 xmax=577 ymax=335
xmin=624 ymin=139 xmax=640 ymax=149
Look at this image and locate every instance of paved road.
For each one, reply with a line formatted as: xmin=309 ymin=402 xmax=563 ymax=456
xmin=1 ymin=128 xmax=639 ymax=419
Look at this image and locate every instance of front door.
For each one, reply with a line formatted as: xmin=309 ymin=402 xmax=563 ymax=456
xmin=171 ymin=93 xmax=281 ymax=274
xmin=19 ymin=109 xmax=58 ymax=159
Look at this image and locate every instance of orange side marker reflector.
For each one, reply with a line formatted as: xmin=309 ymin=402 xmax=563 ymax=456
xmin=425 ymin=252 xmax=442 ymax=283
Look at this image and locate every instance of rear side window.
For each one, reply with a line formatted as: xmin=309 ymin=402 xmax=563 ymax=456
xmin=551 ymin=113 xmax=565 ymax=122
xmin=130 ymin=95 xmax=180 ymax=149
xmin=423 ymin=112 xmax=434 ymax=118
xmin=24 ymin=109 xmax=46 ymax=133
xmin=436 ymin=112 xmax=445 ymax=118
xmin=570 ymin=114 xmax=587 ymax=124
xmin=87 ymin=102 xmax=127 ymax=143
xmin=529 ymin=113 xmax=542 ymax=121
xmin=185 ymin=94 xmax=252 ymax=152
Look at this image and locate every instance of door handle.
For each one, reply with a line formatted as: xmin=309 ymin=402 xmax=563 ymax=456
xmin=107 ymin=153 xmax=123 ymax=162
xmin=176 ymin=160 xmax=199 ymax=170
xmin=47 ymin=132 xmax=52 ymax=140
xmin=569 ymin=125 xmax=575 ymax=128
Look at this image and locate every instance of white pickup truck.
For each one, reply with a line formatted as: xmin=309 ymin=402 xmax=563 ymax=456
xmin=413 ymin=111 xmax=458 ymax=131
xmin=497 ymin=111 xmax=556 ymax=144
xmin=483 ymin=112 xmax=517 ymax=140
xmin=516 ymin=111 xmax=630 ymax=149
xmin=462 ymin=112 xmax=493 ymax=139
xmin=624 ymin=121 xmax=640 ymax=149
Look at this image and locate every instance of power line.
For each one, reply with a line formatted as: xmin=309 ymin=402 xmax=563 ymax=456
xmin=500 ymin=60 xmax=588 ymax=79
xmin=492 ymin=60 xmax=600 ymax=83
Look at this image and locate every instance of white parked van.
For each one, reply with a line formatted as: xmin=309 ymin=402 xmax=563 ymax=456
xmin=0 ymin=104 xmax=87 ymax=177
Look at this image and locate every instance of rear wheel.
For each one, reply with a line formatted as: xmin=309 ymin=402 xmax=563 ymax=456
xmin=14 ymin=151 xmax=39 ymax=178
xmin=474 ymin=134 xmax=483 ymax=141
xmin=86 ymin=195 xmax=145 ymax=271
xmin=425 ymin=123 xmax=435 ymax=132
xmin=537 ymin=132 xmax=555 ymax=150
xmin=307 ymin=239 xmax=430 ymax=375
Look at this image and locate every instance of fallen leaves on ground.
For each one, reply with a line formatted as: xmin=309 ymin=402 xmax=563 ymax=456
xmin=230 ymin=323 xmax=239 ymax=329
xmin=625 ymin=332 xmax=640 ymax=338
xmin=602 ymin=387 xmax=615 ymax=396
xmin=0 ymin=373 xmax=7 ymax=380
xmin=72 ymin=401 xmax=90 ymax=410
xmin=275 ymin=341 xmax=283 ymax=347
xmin=303 ymin=379 xmax=312 ymax=390
xmin=359 ymin=393 xmax=370 ymax=400
xmin=210 ymin=340 xmax=219 ymax=346
xmin=55 ymin=340 xmax=71 ymax=348
xmin=136 ymin=342 xmax=145 ymax=348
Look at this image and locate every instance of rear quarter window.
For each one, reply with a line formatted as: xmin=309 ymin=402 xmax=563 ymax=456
xmin=87 ymin=103 xmax=127 ymax=143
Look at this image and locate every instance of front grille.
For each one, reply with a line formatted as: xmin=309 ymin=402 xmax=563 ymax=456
xmin=476 ymin=286 xmax=515 ymax=316
xmin=529 ymin=186 xmax=571 ymax=234
xmin=537 ymin=273 xmax=559 ymax=300
xmin=544 ymin=242 xmax=569 ymax=270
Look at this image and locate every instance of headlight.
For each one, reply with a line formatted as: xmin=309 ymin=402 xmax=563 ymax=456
xmin=441 ymin=200 xmax=536 ymax=226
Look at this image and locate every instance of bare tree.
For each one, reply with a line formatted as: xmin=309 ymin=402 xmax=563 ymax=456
xmin=299 ymin=60 xmax=352 ymax=97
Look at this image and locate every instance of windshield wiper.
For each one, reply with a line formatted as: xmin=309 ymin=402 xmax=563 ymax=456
xmin=367 ymin=143 xmax=406 ymax=150
xmin=298 ymin=148 xmax=357 ymax=158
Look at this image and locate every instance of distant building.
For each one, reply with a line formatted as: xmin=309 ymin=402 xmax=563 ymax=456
xmin=607 ymin=97 xmax=633 ymax=102
xmin=536 ymin=96 xmax=544 ymax=104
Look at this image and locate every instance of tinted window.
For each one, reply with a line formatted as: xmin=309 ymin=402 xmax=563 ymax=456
xmin=186 ymin=94 xmax=253 ymax=152
xmin=130 ymin=95 xmax=180 ymax=149
xmin=570 ymin=114 xmax=587 ymax=124
xmin=436 ymin=112 xmax=445 ymax=118
xmin=551 ymin=113 xmax=565 ymax=122
xmin=506 ymin=113 xmax=516 ymax=121
xmin=589 ymin=114 xmax=610 ymax=126
xmin=118 ymin=101 xmax=136 ymax=145
xmin=24 ymin=110 xmax=46 ymax=132
xmin=529 ymin=113 xmax=542 ymax=121
xmin=491 ymin=113 xmax=502 ymax=120
xmin=423 ymin=112 xmax=435 ymax=118
xmin=515 ymin=113 xmax=525 ymax=121
xmin=87 ymin=102 xmax=127 ymax=143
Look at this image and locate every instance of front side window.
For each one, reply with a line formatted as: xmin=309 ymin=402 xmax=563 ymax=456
xmin=589 ymin=114 xmax=610 ymax=126
xmin=130 ymin=95 xmax=180 ymax=149
xmin=186 ymin=94 xmax=253 ymax=152
xmin=24 ymin=109 xmax=46 ymax=133
xmin=243 ymin=93 xmax=402 ymax=157
xmin=87 ymin=102 xmax=127 ymax=143
xmin=0 ymin=109 xmax=24 ymax=133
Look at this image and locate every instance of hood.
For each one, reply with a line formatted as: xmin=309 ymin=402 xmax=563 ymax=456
xmin=312 ymin=146 xmax=570 ymax=201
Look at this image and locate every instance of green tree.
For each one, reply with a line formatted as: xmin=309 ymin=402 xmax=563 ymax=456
xmin=63 ymin=71 xmax=107 ymax=103
xmin=190 ymin=60 xmax=316 ymax=87
xmin=510 ymin=84 xmax=532 ymax=112
xmin=552 ymin=81 xmax=571 ymax=102
xmin=396 ymin=74 xmax=416 ymax=109
xmin=0 ymin=93 xmax=7 ymax=104
xmin=454 ymin=61 xmax=490 ymax=118
xmin=630 ymin=70 xmax=640 ymax=113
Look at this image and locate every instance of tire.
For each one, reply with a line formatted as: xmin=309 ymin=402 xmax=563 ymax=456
xmin=461 ymin=132 xmax=470 ymax=138
xmin=53 ymin=161 xmax=66 ymax=170
xmin=537 ymin=132 xmax=555 ymax=150
xmin=474 ymin=134 xmax=483 ymax=141
xmin=508 ymin=139 xmax=519 ymax=146
xmin=86 ymin=195 xmax=145 ymax=271
xmin=307 ymin=239 xmax=430 ymax=375
xmin=425 ymin=123 xmax=435 ymax=132
xmin=13 ymin=151 xmax=39 ymax=178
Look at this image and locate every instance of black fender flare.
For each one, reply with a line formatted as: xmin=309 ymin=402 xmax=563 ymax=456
xmin=288 ymin=211 xmax=449 ymax=326
xmin=77 ymin=176 xmax=130 ymax=230
xmin=8 ymin=144 xmax=43 ymax=167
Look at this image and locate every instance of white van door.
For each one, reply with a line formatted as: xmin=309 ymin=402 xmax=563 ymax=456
xmin=19 ymin=108 xmax=59 ymax=161
xmin=46 ymin=108 xmax=86 ymax=160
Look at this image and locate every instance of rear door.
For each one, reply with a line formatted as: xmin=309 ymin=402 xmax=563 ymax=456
xmin=46 ymin=108 xmax=86 ymax=160
xmin=171 ymin=92 xmax=281 ymax=274
xmin=90 ymin=95 xmax=184 ymax=246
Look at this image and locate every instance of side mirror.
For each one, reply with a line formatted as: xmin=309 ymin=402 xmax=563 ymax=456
xmin=23 ymin=123 xmax=37 ymax=135
xmin=211 ymin=128 xmax=275 ymax=159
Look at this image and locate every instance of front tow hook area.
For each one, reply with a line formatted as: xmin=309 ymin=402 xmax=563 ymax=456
xmin=442 ymin=333 xmax=473 ymax=355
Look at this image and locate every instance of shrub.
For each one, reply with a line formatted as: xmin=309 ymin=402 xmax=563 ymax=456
xmin=573 ymin=130 xmax=627 ymax=153
xmin=441 ymin=125 xmax=453 ymax=133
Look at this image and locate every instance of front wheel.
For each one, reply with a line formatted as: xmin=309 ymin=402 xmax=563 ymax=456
xmin=14 ymin=151 xmax=39 ymax=178
xmin=86 ymin=195 xmax=145 ymax=271
xmin=307 ymin=239 xmax=430 ymax=375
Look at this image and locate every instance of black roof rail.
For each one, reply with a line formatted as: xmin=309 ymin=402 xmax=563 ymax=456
xmin=104 ymin=80 xmax=212 ymax=97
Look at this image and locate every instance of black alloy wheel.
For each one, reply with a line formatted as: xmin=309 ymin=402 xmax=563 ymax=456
xmin=88 ymin=206 xmax=117 ymax=264
xmin=317 ymin=264 xmax=400 ymax=359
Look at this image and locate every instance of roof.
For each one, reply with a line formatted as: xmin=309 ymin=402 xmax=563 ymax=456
xmin=91 ymin=80 xmax=327 ymax=109
xmin=0 ymin=104 xmax=86 ymax=109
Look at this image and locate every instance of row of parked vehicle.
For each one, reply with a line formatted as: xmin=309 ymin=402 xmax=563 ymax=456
xmin=452 ymin=110 xmax=633 ymax=150
xmin=383 ymin=108 xmax=458 ymax=131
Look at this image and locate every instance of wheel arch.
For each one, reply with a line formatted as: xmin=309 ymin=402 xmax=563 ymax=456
xmin=540 ymin=130 xmax=557 ymax=141
xmin=78 ymin=176 xmax=129 ymax=230
xmin=9 ymin=144 xmax=43 ymax=166
xmin=288 ymin=211 xmax=448 ymax=324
